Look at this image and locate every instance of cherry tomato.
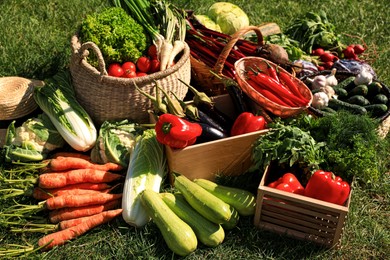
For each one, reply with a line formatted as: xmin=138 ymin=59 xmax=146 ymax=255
xmin=136 ymin=56 xmax=151 ymax=73
xmin=149 ymin=59 xmax=160 ymax=73
xmin=147 ymin=44 xmax=158 ymax=59
xmin=122 ymin=61 xmax=136 ymax=73
xmin=108 ymin=63 xmax=124 ymax=77
xmin=136 ymin=72 xmax=148 ymax=77
xmin=122 ymin=70 xmax=137 ymax=78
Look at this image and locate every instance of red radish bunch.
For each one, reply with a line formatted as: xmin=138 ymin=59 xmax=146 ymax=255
xmin=312 ymin=48 xmax=339 ymax=70
xmin=342 ymin=44 xmax=365 ymax=60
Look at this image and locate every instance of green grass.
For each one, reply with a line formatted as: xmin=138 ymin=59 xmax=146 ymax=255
xmin=1 ymin=0 xmax=389 ymax=259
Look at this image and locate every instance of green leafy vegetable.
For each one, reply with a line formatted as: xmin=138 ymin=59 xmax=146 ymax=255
xmin=207 ymin=2 xmax=249 ymax=35
xmin=80 ymin=7 xmax=150 ymax=64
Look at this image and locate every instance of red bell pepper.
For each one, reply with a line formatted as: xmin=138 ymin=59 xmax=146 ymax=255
xmin=155 ymin=113 xmax=202 ymax=149
xmin=230 ymin=112 xmax=267 ymax=136
xmin=304 ymin=170 xmax=350 ymax=205
xmin=268 ymin=173 xmax=305 ymax=195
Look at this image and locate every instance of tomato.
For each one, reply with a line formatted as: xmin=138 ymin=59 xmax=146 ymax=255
xmin=108 ymin=63 xmax=124 ymax=77
xmin=122 ymin=70 xmax=137 ymax=78
xmin=122 ymin=61 xmax=136 ymax=73
xmin=149 ymin=59 xmax=160 ymax=73
xmin=147 ymin=44 xmax=158 ymax=59
xmin=136 ymin=56 xmax=151 ymax=73
xmin=136 ymin=72 xmax=148 ymax=77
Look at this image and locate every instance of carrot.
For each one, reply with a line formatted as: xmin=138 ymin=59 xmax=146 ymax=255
xmin=33 ymin=187 xmax=111 ymax=201
xmin=49 ymin=199 xmax=121 ymax=223
xmin=38 ymin=208 xmax=123 ymax=250
xmin=45 ymin=193 xmax=122 ymax=210
xmin=38 ymin=169 xmax=123 ymax=189
xmin=58 ymin=209 xmax=116 ymax=230
xmin=49 ymin=156 xmax=123 ymax=172
xmin=51 ymin=152 xmax=91 ymax=160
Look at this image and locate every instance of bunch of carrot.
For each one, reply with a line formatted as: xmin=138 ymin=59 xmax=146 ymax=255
xmin=1 ymin=152 xmax=125 ymax=251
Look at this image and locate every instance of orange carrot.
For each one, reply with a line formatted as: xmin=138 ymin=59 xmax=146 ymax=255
xmin=58 ymin=209 xmax=117 ymax=230
xmin=49 ymin=156 xmax=123 ymax=172
xmin=49 ymin=199 xmax=121 ymax=223
xmin=38 ymin=208 xmax=123 ymax=250
xmin=38 ymin=169 xmax=123 ymax=189
xmin=45 ymin=193 xmax=122 ymax=210
xmin=51 ymin=152 xmax=91 ymax=160
xmin=33 ymin=187 xmax=111 ymax=201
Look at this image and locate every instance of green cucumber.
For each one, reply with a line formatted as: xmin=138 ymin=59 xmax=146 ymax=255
xmin=173 ymin=173 xmax=233 ymax=225
xmin=319 ymin=106 xmax=337 ymax=114
xmin=328 ymin=98 xmax=367 ymax=115
xmin=140 ymin=189 xmax=197 ymax=256
xmin=367 ymin=82 xmax=383 ymax=97
xmin=160 ymin=192 xmax=225 ymax=247
xmin=364 ymin=104 xmax=388 ymax=117
xmin=371 ymin=94 xmax=388 ymax=105
xmin=333 ymin=87 xmax=348 ymax=100
xmin=193 ymin=178 xmax=256 ymax=216
xmin=348 ymin=85 xmax=369 ymax=97
xmin=333 ymin=76 xmax=355 ymax=91
xmin=346 ymin=95 xmax=370 ymax=106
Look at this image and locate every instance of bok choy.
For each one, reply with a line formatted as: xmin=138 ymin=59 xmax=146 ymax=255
xmin=34 ymin=71 xmax=97 ymax=152
xmin=122 ymin=129 xmax=167 ymax=227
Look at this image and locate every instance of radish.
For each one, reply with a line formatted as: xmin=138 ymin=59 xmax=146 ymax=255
xmin=343 ymin=46 xmax=356 ymax=59
xmin=353 ymin=44 xmax=365 ymax=55
xmin=320 ymin=52 xmax=335 ymax=62
xmin=312 ymin=48 xmax=325 ymax=56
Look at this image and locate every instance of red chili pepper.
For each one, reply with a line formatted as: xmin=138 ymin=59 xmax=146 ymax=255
xmin=304 ymin=170 xmax=350 ymax=205
xmin=268 ymin=173 xmax=305 ymax=195
xmin=155 ymin=113 xmax=202 ymax=149
xmin=277 ymin=69 xmax=309 ymax=102
xmin=263 ymin=60 xmax=279 ymax=82
xmin=230 ymin=112 xmax=267 ymax=136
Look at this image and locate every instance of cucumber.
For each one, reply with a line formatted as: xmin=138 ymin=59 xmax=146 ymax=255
xmin=193 ymin=178 xmax=256 ymax=216
xmin=319 ymin=106 xmax=337 ymax=114
xmin=364 ymin=104 xmax=388 ymax=117
xmin=160 ymin=192 xmax=225 ymax=247
xmin=333 ymin=76 xmax=355 ymax=91
xmin=328 ymin=98 xmax=367 ymax=115
xmin=140 ymin=189 xmax=197 ymax=256
xmin=221 ymin=206 xmax=240 ymax=230
xmin=367 ymin=82 xmax=383 ymax=97
xmin=173 ymin=173 xmax=232 ymax=225
xmin=348 ymin=85 xmax=369 ymax=97
xmin=333 ymin=87 xmax=348 ymax=100
xmin=346 ymin=95 xmax=370 ymax=106
xmin=371 ymin=94 xmax=388 ymax=105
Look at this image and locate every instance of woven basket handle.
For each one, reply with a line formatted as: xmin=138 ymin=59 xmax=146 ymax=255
xmin=77 ymin=40 xmax=108 ymax=76
xmin=214 ymin=26 xmax=264 ymax=74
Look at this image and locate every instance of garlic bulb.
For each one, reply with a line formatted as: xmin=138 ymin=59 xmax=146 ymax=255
xmin=354 ymin=68 xmax=373 ymax=85
xmin=319 ymin=85 xmax=336 ymax=99
xmin=326 ymin=68 xmax=338 ymax=87
xmin=312 ymin=92 xmax=329 ymax=109
xmin=308 ymin=75 xmax=327 ymax=90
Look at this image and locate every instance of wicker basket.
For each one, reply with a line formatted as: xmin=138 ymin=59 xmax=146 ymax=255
xmin=235 ymin=57 xmax=313 ymax=118
xmin=190 ymin=26 xmax=265 ymax=97
xmin=69 ymin=35 xmax=191 ymax=125
xmin=0 ymin=76 xmax=44 ymax=120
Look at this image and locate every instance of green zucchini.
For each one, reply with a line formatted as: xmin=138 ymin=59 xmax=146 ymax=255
xmin=346 ymin=95 xmax=370 ymax=106
xmin=193 ymin=178 xmax=256 ymax=216
xmin=364 ymin=104 xmax=388 ymax=117
xmin=371 ymin=94 xmax=388 ymax=105
xmin=333 ymin=76 xmax=355 ymax=91
xmin=348 ymin=85 xmax=369 ymax=97
xmin=160 ymin=192 xmax=225 ymax=248
xmin=140 ymin=189 xmax=197 ymax=256
xmin=333 ymin=87 xmax=348 ymax=100
xmin=221 ymin=206 xmax=240 ymax=230
xmin=173 ymin=173 xmax=232 ymax=225
xmin=328 ymin=98 xmax=367 ymax=115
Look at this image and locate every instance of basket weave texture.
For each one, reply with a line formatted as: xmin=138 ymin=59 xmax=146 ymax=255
xmin=69 ymin=35 xmax=191 ymax=125
xmin=190 ymin=26 xmax=264 ymax=97
xmin=0 ymin=77 xmax=44 ymax=120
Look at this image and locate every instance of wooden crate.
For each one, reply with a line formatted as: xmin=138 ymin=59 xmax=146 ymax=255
xmin=165 ymin=94 xmax=268 ymax=181
xmin=254 ymin=165 xmax=351 ymax=248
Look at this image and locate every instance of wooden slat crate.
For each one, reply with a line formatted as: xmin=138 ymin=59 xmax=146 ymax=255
xmin=254 ymin=165 xmax=351 ymax=248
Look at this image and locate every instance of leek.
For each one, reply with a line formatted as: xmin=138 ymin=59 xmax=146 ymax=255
xmin=122 ymin=129 xmax=167 ymax=227
xmin=33 ymin=71 xmax=97 ymax=152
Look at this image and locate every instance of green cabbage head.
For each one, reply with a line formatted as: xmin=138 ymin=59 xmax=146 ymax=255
xmin=208 ymin=2 xmax=250 ymax=35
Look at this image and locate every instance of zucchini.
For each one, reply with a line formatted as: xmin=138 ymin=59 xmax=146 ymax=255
xmin=364 ymin=104 xmax=388 ymax=117
xmin=160 ymin=192 xmax=225 ymax=247
xmin=333 ymin=87 xmax=348 ymax=100
xmin=346 ymin=95 xmax=370 ymax=106
xmin=371 ymin=94 xmax=388 ymax=105
xmin=193 ymin=178 xmax=256 ymax=216
xmin=173 ymin=173 xmax=232 ymax=225
xmin=348 ymin=85 xmax=369 ymax=97
xmin=221 ymin=206 xmax=240 ymax=230
xmin=328 ymin=98 xmax=367 ymax=115
xmin=333 ymin=76 xmax=355 ymax=91
xmin=140 ymin=189 xmax=197 ymax=256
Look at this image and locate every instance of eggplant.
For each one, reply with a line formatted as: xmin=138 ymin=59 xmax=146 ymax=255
xmin=196 ymin=123 xmax=228 ymax=143
xmin=197 ymin=103 xmax=233 ymax=133
xmin=197 ymin=109 xmax=228 ymax=134
xmin=225 ymin=82 xmax=250 ymax=114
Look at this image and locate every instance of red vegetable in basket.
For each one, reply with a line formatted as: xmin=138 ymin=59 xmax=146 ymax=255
xmin=304 ymin=170 xmax=350 ymax=205
xmin=230 ymin=112 xmax=267 ymax=136
xmin=155 ymin=113 xmax=202 ymax=149
xmin=108 ymin=63 xmax=124 ymax=77
xmin=268 ymin=173 xmax=305 ymax=195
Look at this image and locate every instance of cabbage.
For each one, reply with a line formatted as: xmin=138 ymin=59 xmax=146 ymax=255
xmin=194 ymin=15 xmax=222 ymax=32
xmin=207 ymin=2 xmax=249 ymax=35
xmin=90 ymin=120 xmax=145 ymax=168
xmin=3 ymin=113 xmax=65 ymax=162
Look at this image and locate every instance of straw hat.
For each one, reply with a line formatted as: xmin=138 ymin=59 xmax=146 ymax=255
xmin=0 ymin=76 xmax=44 ymax=120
